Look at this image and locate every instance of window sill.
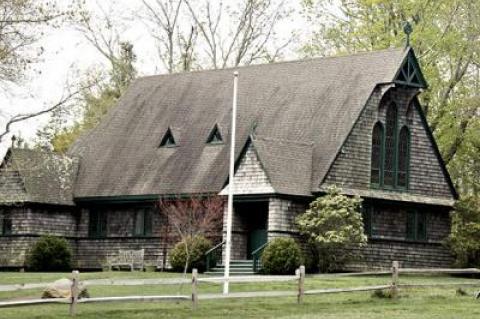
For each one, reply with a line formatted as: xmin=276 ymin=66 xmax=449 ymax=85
xmin=368 ymin=235 xmax=442 ymax=245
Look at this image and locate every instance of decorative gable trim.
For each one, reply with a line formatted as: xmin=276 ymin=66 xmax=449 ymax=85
xmin=393 ymin=48 xmax=427 ymax=88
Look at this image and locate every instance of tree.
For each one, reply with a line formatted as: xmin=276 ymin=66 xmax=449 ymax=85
xmin=302 ymin=0 xmax=480 ymax=195
xmin=0 ymin=0 xmax=83 ymax=146
xmin=184 ymin=0 xmax=294 ymax=69
xmin=0 ymin=86 xmax=85 ymax=145
xmin=0 ymin=0 xmax=79 ymax=86
xmin=36 ymin=6 xmax=137 ymax=153
xmin=157 ymin=196 xmax=224 ymax=275
xmin=139 ymin=0 xmax=295 ymax=73
xmin=448 ymin=196 xmax=480 ymax=267
xmin=296 ymin=186 xmax=366 ymax=272
xmin=140 ymin=0 xmax=197 ymax=73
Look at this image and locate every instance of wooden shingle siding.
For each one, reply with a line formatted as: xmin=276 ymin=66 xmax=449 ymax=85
xmin=322 ymin=86 xmax=454 ymax=200
xmin=221 ymin=143 xmax=275 ymax=195
xmin=367 ymin=203 xmax=450 ymax=242
xmin=0 ymin=170 xmax=27 ymax=202
xmin=351 ymin=240 xmax=454 ymax=269
xmin=74 ymin=206 xmax=174 ymax=269
xmin=268 ymin=198 xmax=306 ymax=236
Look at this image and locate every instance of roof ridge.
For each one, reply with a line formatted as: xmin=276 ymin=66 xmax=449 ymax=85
xmin=137 ymin=47 xmax=406 ymax=81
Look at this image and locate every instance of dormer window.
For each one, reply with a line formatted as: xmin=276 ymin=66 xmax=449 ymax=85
xmin=206 ymin=124 xmax=223 ymax=144
xmin=159 ymin=128 xmax=176 ymax=147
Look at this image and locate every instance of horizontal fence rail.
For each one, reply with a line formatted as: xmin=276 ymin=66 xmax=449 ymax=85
xmin=1 ymin=262 xmax=479 ymax=316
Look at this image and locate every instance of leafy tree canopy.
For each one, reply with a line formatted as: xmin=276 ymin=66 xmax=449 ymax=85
xmin=302 ymin=0 xmax=480 ymax=195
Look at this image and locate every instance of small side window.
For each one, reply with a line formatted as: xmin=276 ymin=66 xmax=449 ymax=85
xmin=133 ymin=209 xmax=153 ymax=237
xmin=89 ymin=210 xmax=107 ymax=238
xmin=1 ymin=215 xmax=12 ymax=235
xmin=406 ymin=210 xmax=427 ymax=241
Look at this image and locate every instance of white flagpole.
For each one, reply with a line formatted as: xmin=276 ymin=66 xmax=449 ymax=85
xmin=224 ymin=71 xmax=238 ymax=295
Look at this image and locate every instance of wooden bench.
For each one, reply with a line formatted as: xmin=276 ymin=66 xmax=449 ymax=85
xmin=108 ymin=249 xmax=145 ymax=271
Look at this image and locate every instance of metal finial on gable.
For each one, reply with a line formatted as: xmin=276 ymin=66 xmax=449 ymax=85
xmin=11 ymin=135 xmax=17 ymax=148
xmin=402 ymin=21 xmax=413 ymax=48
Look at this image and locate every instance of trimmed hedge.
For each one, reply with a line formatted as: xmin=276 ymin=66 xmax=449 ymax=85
xmin=261 ymin=237 xmax=302 ymax=275
xmin=27 ymin=235 xmax=72 ymax=271
xmin=169 ymin=236 xmax=212 ymax=273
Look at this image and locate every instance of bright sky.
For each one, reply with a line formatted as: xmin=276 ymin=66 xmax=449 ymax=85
xmin=0 ymin=0 xmax=313 ymax=157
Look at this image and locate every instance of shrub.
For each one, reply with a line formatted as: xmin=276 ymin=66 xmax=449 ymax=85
xmin=169 ymin=236 xmax=212 ymax=273
xmin=296 ymin=186 xmax=367 ymax=272
xmin=27 ymin=235 xmax=72 ymax=271
xmin=261 ymin=237 xmax=303 ymax=275
xmin=448 ymin=196 xmax=480 ymax=267
xmin=371 ymin=289 xmax=393 ymax=299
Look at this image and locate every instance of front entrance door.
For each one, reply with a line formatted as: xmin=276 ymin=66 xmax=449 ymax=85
xmin=247 ymin=229 xmax=268 ymax=259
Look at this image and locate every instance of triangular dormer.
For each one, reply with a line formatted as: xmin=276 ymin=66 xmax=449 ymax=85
xmin=394 ymin=48 xmax=427 ymax=88
xmin=206 ymin=124 xmax=223 ymax=144
xmin=159 ymin=127 xmax=176 ymax=147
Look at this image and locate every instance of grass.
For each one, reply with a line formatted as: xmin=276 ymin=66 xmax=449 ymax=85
xmin=1 ymin=271 xmax=480 ymax=318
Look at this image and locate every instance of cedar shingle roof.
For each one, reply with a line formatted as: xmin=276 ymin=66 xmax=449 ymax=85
xmin=70 ymin=47 xmax=408 ymax=198
xmin=0 ymin=148 xmax=77 ymax=205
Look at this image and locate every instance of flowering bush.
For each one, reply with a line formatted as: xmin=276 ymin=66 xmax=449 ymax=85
xmin=296 ymin=186 xmax=366 ymax=272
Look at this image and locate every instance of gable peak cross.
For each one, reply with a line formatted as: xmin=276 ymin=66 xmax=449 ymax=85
xmin=403 ymin=21 xmax=413 ymax=48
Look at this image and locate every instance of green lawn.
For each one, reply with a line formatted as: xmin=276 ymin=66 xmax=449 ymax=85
xmin=1 ymin=271 xmax=480 ymax=318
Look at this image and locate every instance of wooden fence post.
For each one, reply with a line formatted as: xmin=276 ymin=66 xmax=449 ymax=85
xmin=390 ymin=261 xmax=399 ymax=299
xmin=69 ymin=270 xmax=79 ymax=316
xmin=192 ymin=268 xmax=198 ymax=310
xmin=297 ymin=265 xmax=305 ymax=304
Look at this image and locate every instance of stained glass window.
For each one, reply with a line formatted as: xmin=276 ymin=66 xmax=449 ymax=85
xmin=397 ymin=126 xmax=410 ymax=188
xmin=384 ymin=102 xmax=398 ymax=187
xmin=370 ymin=122 xmax=384 ymax=186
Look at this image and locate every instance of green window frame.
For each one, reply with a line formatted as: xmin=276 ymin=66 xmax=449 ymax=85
xmin=370 ymin=122 xmax=385 ymax=187
xmin=89 ymin=210 xmax=107 ymax=238
xmin=371 ymin=100 xmax=412 ymax=190
xmin=397 ymin=126 xmax=410 ymax=189
xmin=0 ymin=214 xmax=12 ymax=236
xmin=406 ymin=210 xmax=427 ymax=241
xmin=384 ymin=102 xmax=398 ymax=188
xmin=133 ymin=209 xmax=153 ymax=237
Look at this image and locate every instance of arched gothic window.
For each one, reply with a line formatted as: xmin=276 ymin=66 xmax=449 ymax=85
xmin=370 ymin=122 xmax=384 ymax=186
xmin=397 ymin=126 xmax=410 ymax=188
xmin=383 ymin=102 xmax=398 ymax=187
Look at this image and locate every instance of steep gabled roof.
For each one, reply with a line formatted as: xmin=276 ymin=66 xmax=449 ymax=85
xmin=0 ymin=148 xmax=77 ymax=205
xmin=253 ymin=137 xmax=312 ymax=196
xmin=70 ymin=47 xmax=409 ymax=198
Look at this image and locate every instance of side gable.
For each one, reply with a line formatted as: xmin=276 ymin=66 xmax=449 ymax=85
xmin=0 ymin=148 xmax=77 ymax=206
xmin=0 ymin=150 xmax=28 ymax=203
xmin=320 ymin=86 xmax=456 ymax=206
xmin=220 ymin=141 xmax=275 ymax=195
